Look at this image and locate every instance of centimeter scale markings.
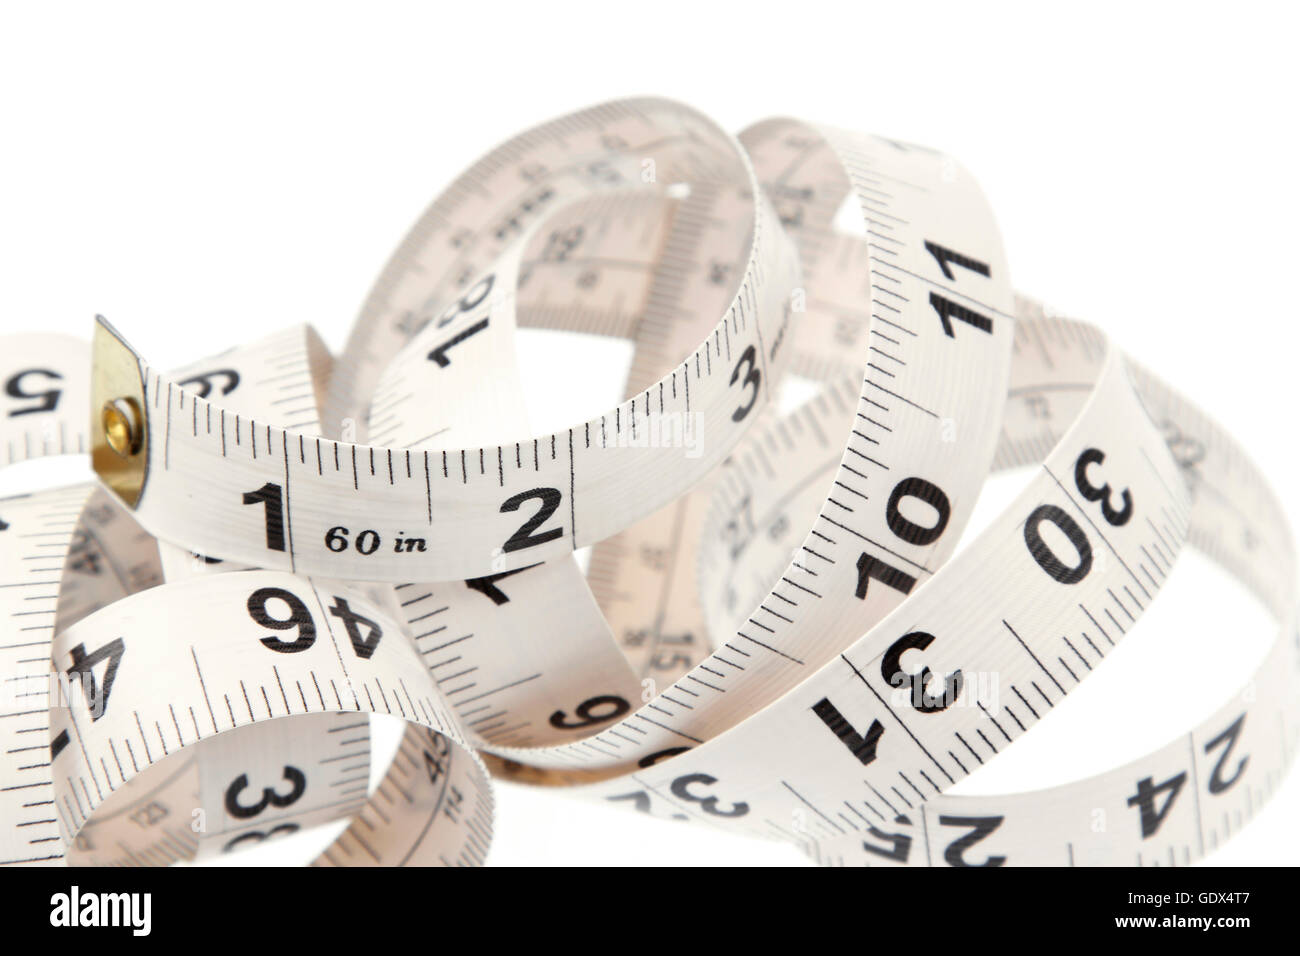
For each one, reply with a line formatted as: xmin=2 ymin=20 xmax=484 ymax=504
xmin=479 ymin=121 xmax=1016 ymax=773
xmin=585 ymin=129 xmax=874 ymax=686
xmin=662 ymin=312 xmax=1195 ymax=861
xmin=0 ymin=486 xmax=93 ymax=865
xmin=0 ymin=98 xmax=1293 ymax=867
xmin=564 ymin=184 xmax=742 ymax=686
xmin=593 ymin=289 xmax=859 ymax=688
xmin=806 ymin=311 xmax=1297 ymax=867
xmin=36 ymin=327 xmax=489 ymax=866
xmin=45 ymin=569 xmax=490 ymax=866
xmin=365 ymin=192 xmax=692 ymax=749
xmin=156 ymin=330 xmax=380 ymax=860
xmin=0 ymin=335 xmax=99 ymax=865
xmin=491 ymin=320 xmax=1189 ymax=784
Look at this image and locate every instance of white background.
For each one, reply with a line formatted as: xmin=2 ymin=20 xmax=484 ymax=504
xmin=1 ymin=1 xmax=1297 ymax=866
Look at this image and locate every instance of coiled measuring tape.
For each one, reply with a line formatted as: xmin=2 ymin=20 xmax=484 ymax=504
xmin=0 ymin=97 xmax=1293 ymax=867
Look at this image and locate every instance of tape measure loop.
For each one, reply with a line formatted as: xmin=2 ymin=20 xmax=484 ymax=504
xmin=0 ymin=99 xmax=1293 ymax=867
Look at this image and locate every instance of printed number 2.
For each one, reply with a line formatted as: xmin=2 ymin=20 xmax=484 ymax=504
xmin=500 ymin=487 xmax=563 ymax=553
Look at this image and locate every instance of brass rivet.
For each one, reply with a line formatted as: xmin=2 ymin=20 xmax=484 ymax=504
xmin=102 ymin=398 xmax=142 ymax=458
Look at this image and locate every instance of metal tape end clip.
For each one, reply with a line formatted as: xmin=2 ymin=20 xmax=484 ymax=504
xmin=91 ymin=315 xmax=149 ymax=508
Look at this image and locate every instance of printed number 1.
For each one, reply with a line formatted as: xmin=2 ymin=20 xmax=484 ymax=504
xmin=243 ymin=482 xmax=285 ymax=552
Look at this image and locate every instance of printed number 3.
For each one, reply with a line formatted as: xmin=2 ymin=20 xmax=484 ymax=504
xmin=729 ymin=345 xmax=761 ymax=422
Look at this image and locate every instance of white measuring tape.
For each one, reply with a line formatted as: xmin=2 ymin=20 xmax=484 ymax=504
xmin=0 ymin=98 xmax=1293 ymax=867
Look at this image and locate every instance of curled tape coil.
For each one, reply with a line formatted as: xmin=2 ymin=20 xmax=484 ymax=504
xmin=0 ymin=98 xmax=1293 ymax=867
